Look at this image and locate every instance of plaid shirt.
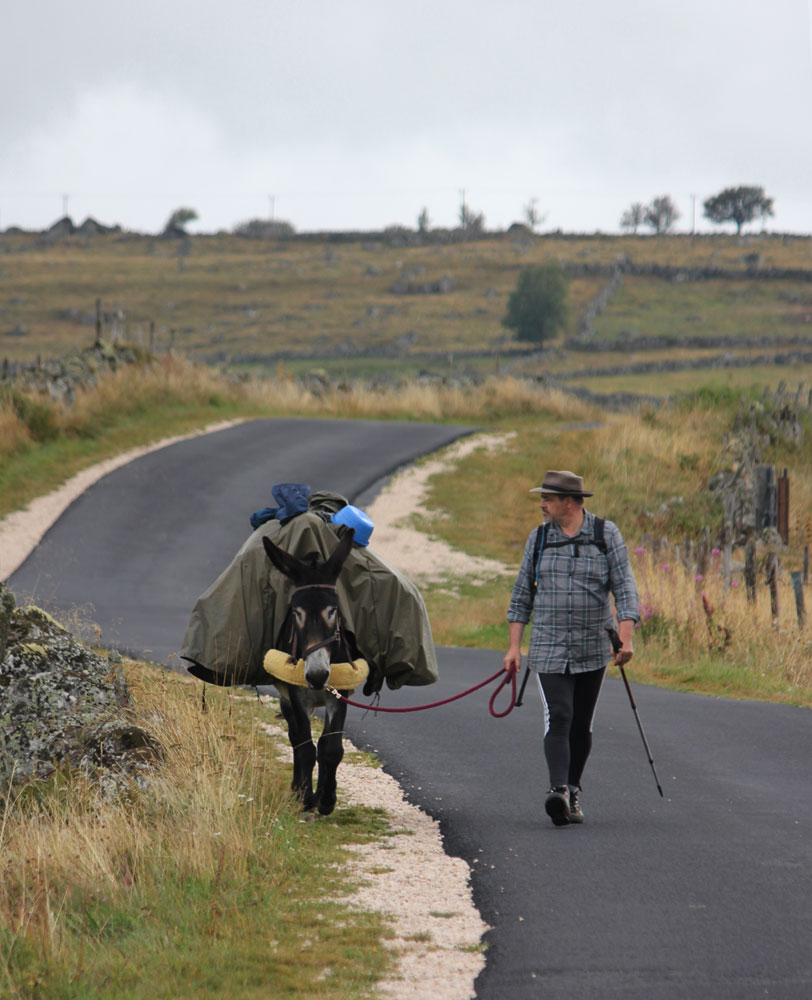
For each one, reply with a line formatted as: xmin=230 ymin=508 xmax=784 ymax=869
xmin=507 ymin=510 xmax=640 ymax=674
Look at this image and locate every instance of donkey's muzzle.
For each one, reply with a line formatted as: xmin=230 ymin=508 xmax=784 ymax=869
xmin=304 ymin=649 xmax=331 ymax=690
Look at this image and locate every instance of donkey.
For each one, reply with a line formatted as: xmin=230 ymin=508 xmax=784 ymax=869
xmin=261 ymin=529 xmax=360 ymax=816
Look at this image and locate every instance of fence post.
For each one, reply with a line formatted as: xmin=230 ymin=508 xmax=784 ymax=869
xmin=754 ymin=465 xmax=776 ymax=533
xmin=777 ymin=469 xmax=789 ymax=545
xmin=721 ymin=525 xmax=733 ymax=586
xmin=696 ymin=527 xmax=710 ymax=578
xmin=766 ymin=553 xmax=780 ymax=625
xmin=95 ymin=298 xmax=102 ymax=343
xmin=744 ymin=536 xmax=757 ymax=603
xmin=791 ymin=571 xmax=806 ymax=629
xmin=684 ymin=538 xmax=694 ymax=571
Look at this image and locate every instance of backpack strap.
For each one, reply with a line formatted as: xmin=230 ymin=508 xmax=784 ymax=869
xmin=529 ymin=522 xmax=548 ymax=592
xmin=593 ymin=516 xmax=606 ymax=554
xmin=529 ymin=517 xmax=607 ymax=588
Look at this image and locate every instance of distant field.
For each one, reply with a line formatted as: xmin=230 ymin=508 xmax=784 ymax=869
xmin=2 ymin=229 xmax=812 ymax=396
xmin=591 ymin=276 xmax=812 ymax=343
xmin=0 ymin=232 xmax=602 ymax=362
xmin=563 ymin=362 xmax=812 ymax=397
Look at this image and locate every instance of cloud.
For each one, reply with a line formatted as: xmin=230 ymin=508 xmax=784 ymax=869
xmin=2 ymin=0 xmax=812 ymax=233
xmin=6 ymin=83 xmax=225 ymax=230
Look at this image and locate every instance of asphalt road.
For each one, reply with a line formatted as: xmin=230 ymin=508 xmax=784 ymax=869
xmin=8 ymin=417 xmax=812 ymax=999
xmin=7 ymin=417 xmax=474 ymax=662
xmin=348 ymin=650 xmax=812 ymax=999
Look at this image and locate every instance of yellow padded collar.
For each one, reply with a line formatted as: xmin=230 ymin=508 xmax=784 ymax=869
xmin=263 ymin=648 xmax=369 ymax=690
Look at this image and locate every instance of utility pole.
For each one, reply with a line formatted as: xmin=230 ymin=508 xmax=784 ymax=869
xmin=268 ymin=195 xmax=275 ymax=221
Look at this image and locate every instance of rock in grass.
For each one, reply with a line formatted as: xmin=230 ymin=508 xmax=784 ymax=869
xmin=0 ymin=586 xmax=161 ymax=795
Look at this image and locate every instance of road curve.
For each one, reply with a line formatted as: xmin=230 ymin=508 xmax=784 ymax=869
xmin=7 ymin=416 xmax=812 ymax=999
xmin=8 ymin=416 xmax=474 ymax=662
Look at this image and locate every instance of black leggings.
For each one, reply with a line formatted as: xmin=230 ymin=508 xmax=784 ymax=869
xmin=536 ymin=667 xmax=606 ymax=789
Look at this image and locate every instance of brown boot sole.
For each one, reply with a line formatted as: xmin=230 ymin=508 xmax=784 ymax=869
xmin=545 ymin=793 xmax=570 ymax=826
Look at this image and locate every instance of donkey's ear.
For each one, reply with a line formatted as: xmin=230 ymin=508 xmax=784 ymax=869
xmin=323 ymin=527 xmax=355 ymax=581
xmin=262 ymin=536 xmax=303 ymax=581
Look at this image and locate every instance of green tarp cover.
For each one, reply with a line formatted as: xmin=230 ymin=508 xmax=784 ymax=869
xmin=181 ymin=491 xmax=438 ymax=691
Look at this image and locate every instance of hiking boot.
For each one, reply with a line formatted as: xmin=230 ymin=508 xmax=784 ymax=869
xmin=568 ymin=788 xmax=584 ymax=824
xmin=545 ymin=786 xmax=571 ymax=826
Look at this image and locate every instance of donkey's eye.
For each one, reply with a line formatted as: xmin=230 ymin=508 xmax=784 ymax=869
xmin=293 ymin=608 xmax=307 ymax=629
xmin=322 ymin=607 xmax=338 ymax=628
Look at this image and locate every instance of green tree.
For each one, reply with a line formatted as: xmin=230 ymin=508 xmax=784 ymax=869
xmin=502 ymin=263 xmax=569 ymax=345
xmin=233 ymin=218 xmax=295 ymax=238
xmin=164 ymin=207 xmax=198 ymax=233
xmin=524 ymin=197 xmax=546 ymax=231
xmin=644 ymin=195 xmax=680 ymax=234
xmin=458 ymin=193 xmax=485 ymax=234
xmin=620 ymin=202 xmax=646 ymax=234
xmin=703 ymin=185 xmax=774 ymax=234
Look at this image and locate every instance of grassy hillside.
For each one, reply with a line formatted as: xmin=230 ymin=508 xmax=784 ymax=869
xmin=3 ymin=229 xmax=812 ymax=392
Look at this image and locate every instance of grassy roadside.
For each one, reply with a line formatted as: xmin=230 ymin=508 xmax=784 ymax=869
xmin=0 ymin=358 xmax=259 ymax=520
xmin=0 ymin=661 xmax=394 ymax=999
xmin=0 ymin=351 xmax=595 ymax=521
xmin=3 ymin=353 xmax=811 ymax=712
xmin=415 ymin=404 xmax=812 ymax=709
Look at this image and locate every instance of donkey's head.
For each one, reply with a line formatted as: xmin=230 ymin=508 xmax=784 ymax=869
xmin=262 ymin=528 xmax=355 ymax=690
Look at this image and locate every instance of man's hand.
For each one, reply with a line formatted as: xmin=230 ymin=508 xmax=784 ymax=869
xmin=503 ymin=648 xmax=522 ymax=674
xmin=504 ymin=621 xmax=525 ymax=674
xmin=614 ymin=619 xmax=635 ymax=666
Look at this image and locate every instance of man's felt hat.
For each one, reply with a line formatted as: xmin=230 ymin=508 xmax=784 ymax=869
xmin=529 ymin=470 xmax=594 ymax=497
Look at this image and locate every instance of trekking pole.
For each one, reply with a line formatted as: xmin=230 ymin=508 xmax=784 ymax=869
xmin=515 ymin=663 xmax=532 ymax=707
xmin=606 ymin=628 xmax=664 ymax=797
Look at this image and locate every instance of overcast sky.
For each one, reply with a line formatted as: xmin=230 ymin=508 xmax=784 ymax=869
xmin=3 ymin=0 xmax=812 ymax=236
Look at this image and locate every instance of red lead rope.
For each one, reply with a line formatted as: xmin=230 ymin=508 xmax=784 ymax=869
xmin=327 ymin=666 xmax=519 ymax=718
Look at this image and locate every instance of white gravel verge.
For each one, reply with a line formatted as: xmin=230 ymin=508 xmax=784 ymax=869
xmin=263 ymin=712 xmax=490 ymax=999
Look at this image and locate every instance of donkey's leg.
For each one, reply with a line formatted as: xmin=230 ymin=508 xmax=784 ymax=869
xmin=279 ymin=690 xmax=317 ymax=811
xmin=314 ymin=695 xmax=348 ymax=816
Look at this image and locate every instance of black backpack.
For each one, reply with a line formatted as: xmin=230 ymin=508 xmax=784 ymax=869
xmin=528 ymin=517 xmax=607 ymax=592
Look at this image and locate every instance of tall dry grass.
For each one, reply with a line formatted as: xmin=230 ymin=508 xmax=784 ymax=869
xmin=632 ymin=545 xmax=812 ymax=695
xmin=0 ymin=668 xmax=284 ymax=975
xmin=245 ymin=372 xmax=598 ymax=423
xmin=0 ymin=662 xmax=392 ymax=996
xmin=2 ymin=356 xmax=597 ymax=469
xmin=0 ymin=406 xmax=32 ymax=459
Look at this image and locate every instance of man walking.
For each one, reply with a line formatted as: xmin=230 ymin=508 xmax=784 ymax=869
xmin=504 ymin=470 xmax=640 ymax=826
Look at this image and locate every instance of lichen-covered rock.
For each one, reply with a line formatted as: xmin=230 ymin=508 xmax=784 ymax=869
xmin=0 ymin=591 xmax=160 ymax=795
xmin=0 ymin=582 xmax=14 ymax=661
